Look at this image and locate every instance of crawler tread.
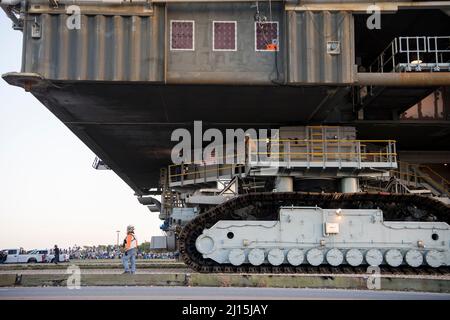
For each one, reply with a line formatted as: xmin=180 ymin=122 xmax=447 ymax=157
xmin=179 ymin=192 xmax=450 ymax=275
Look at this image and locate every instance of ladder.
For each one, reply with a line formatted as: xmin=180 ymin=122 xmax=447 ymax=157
xmin=308 ymin=126 xmax=325 ymax=163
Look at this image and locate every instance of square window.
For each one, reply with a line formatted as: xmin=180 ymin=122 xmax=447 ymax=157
xmin=255 ymin=21 xmax=279 ymax=52
xmin=213 ymin=21 xmax=237 ymax=51
xmin=170 ymin=20 xmax=195 ymax=51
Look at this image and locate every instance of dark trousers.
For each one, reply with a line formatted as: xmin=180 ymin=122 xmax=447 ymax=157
xmin=54 ymin=255 xmax=59 ymax=264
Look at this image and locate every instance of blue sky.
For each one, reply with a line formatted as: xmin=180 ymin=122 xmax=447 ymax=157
xmin=0 ymin=12 xmax=163 ymax=249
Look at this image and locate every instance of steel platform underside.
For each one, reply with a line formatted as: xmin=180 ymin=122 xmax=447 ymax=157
xmin=3 ymin=77 xmax=449 ymax=194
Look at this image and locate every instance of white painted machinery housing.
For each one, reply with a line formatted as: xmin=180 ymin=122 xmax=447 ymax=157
xmin=195 ymin=207 xmax=450 ymax=268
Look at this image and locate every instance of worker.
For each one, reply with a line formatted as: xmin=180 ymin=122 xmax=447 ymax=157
xmin=54 ymin=245 xmax=60 ymax=264
xmin=121 ymin=225 xmax=138 ymax=274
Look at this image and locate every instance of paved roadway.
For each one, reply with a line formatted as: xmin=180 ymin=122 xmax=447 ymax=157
xmin=1 ymin=269 xmax=449 ymax=280
xmin=0 ymin=286 xmax=449 ymax=300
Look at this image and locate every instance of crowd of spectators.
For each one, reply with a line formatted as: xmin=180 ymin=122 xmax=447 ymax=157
xmin=60 ymin=245 xmax=178 ymax=260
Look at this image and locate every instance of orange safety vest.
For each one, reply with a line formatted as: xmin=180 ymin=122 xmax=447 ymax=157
xmin=125 ymin=234 xmax=138 ymax=251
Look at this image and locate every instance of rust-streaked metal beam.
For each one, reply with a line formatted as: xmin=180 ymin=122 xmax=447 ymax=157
xmin=26 ymin=0 xmax=281 ymax=4
xmin=25 ymin=0 xmax=447 ymax=5
xmin=28 ymin=3 xmax=154 ymax=15
xmin=286 ymin=1 xmax=450 ymax=12
xmin=356 ymin=72 xmax=450 ymax=87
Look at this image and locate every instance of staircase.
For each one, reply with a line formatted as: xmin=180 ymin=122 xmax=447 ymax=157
xmin=160 ymin=168 xmax=183 ymax=220
xmin=362 ymin=161 xmax=450 ymax=204
xmin=394 ymin=162 xmax=450 ymax=198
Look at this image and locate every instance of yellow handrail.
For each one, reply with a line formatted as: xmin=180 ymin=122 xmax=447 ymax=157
xmin=168 ymin=139 xmax=397 ymax=183
xmin=390 ymin=161 xmax=449 ymax=194
xmin=252 ymin=139 xmax=396 ymax=143
xmin=249 ymin=152 xmax=395 ymax=156
xmin=397 ymin=160 xmax=449 ymax=186
xmin=420 ymin=165 xmax=450 ymax=186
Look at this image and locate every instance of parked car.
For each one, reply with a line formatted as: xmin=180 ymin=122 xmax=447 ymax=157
xmin=27 ymin=249 xmax=70 ymax=263
xmin=26 ymin=249 xmax=51 ymax=263
xmin=0 ymin=248 xmax=46 ymax=263
xmin=42 ymin=249 xmax=70 ymax=263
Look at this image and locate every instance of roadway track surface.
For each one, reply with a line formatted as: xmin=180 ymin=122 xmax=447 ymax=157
xmin=1 ymin=286 xmax=450 ymax=300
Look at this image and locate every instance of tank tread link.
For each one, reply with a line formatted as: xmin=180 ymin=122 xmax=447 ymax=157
xmin=179 ymin=192 xmax=450 ymax=274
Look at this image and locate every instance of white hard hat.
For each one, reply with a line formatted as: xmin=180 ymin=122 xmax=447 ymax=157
xmin=127 ymin=225 xmax=135 ymax=233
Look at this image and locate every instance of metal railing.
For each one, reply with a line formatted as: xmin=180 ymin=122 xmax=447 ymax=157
xmin=420 ymin=165 xmax=450 ymax=193
xmin=374 ymin=161 xmax=450 ymax=197
xmin=247 ymin=139 xmax=397 ymax=168
xmin=368 ymin=36 xmax=450 ymax=73
xmin=168 ymin=163 xmax=246 ymax=186
xmin=168 ymin=139 xmax=397 ymax=186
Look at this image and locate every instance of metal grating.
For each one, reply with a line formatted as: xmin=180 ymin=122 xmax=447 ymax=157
xmin=255 ymin=21 xmax=279 ymax=51
xmin=213 ymin=21 xmax=236 ymax=51
xmin=170 ymin=20 xmax=194 ymax=51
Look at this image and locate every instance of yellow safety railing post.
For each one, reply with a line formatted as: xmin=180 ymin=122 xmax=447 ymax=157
xmin=357 ymin=141 xmax=361 ymax=169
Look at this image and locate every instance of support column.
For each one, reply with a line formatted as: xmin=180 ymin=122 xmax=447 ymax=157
xmin=340 ymin=177 xmax=359 ymax=193
xmin=275 ymin=177 xmax=294 ymax=192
